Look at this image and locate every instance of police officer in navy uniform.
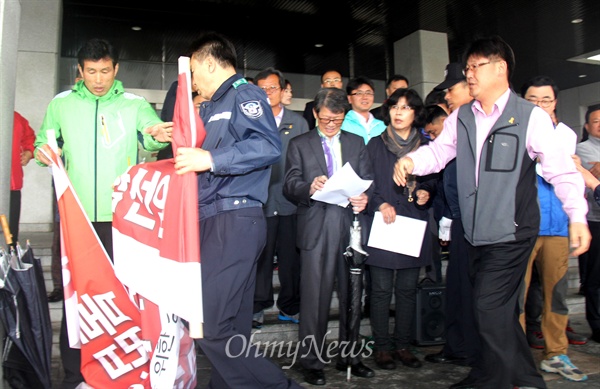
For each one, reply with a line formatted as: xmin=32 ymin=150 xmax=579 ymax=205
xmin=174 ymin=31 xmax=302 ymax=388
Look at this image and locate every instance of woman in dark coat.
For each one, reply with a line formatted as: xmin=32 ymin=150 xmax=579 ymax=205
xmin=365 ymin=88 xmax=439 ymax=370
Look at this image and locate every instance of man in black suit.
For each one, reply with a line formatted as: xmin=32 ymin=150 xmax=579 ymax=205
xmin=252 ymin=67 xmax=309 ymax=328
xmin=284 ymin=87 xmax=374 ymax=386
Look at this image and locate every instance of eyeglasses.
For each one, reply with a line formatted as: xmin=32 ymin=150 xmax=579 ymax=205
xmin=526 ymin=98 xmax=555 ymax=108
xmin=391 ymin=104 xmax=413 ymax=112
xmin=259 ymin=86 xmax=281 ymax=94
xmin=350 ymin=91 xmax=374 ymax=97
xmin=463 ymin=60 xmax=498 ymax=75
xmin=323 ymin=78 xmax=342 ymax=84
xmin=317 ymin=117 xmax=344 ymax=125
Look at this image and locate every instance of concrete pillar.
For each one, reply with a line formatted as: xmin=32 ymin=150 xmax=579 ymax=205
xmin=393 ymin=30 xmax=449 ymax=101
xmin=0 ymin=0 xmax=22 ymax=243
xmin=0 ymin=2 xmax=21 ymax=384
xmin=16 ymin=0 xmax=62 ymax=233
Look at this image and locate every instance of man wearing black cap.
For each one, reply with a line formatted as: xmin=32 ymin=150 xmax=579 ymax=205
xmin=424 ymin=62 xmax=479 ymax=370
xmin=435 ymin=62 xmax=472 ymax=113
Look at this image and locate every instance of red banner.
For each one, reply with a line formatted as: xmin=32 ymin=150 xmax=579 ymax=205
xmin=111 ymin=56 xmax=206 ymax=387
xmin=112 ymin=56 xmax=205 ymax=332
xmin=47 ymin=147 xmax=151 ymax=388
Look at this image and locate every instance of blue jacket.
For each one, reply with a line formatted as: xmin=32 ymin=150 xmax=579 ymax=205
xmin=197 ymin=75 xmax=281 ymax=218
xmin=341 ymin=110 xmax=386 ymax=144
xmin=442 ymin=159 xmax=460 ymax=220
xmin=537 ymin=174 xmax=569 ymax=236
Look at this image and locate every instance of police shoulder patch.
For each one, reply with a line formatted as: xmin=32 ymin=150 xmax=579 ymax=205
xmin=240 ymin=100 xmax=263 ymax=119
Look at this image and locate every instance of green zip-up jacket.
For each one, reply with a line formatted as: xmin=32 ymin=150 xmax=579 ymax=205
xmin=35 ymin=79 xmax=168 ymax=222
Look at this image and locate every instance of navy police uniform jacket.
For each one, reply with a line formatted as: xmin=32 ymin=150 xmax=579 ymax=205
xmin=197 ymin=74 xmax=282 ymax=219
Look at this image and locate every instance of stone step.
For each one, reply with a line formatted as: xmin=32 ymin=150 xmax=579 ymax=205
xmin=20 ymin=233 xmax=588 ymax=366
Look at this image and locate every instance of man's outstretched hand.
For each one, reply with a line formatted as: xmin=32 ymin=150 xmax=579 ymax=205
xmin=393 ymin=157 xmax=414 ymax=186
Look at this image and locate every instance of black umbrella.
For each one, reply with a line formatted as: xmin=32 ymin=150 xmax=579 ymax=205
xmin=342 ymin=213 xmax=369 ymax=382
xmin=0 ymin=244 xmax=52 ymax=389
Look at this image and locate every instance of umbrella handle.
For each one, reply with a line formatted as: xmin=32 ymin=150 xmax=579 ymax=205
xmin=0 ymin=215 xmax=13 ymax=245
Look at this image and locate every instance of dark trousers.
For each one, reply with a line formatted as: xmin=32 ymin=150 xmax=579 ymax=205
xmin=51 ymin=221 xmax=63 ymax=290
xmin=442 ymin=219 xmax=480 ymax=364
xmin=8 ymin=190 xmax=21 ymax=245
xmin=466 ymin=237 xmax=546 ymax=389
xmin=59 ymin=222 xmax=112 ymax=389
xmin=584 ymin=220 xmax=600 ymax=331
xmin=196 ymin=208 xmax=301 ymax=389
xmin=298 ymin=205 xmax=358 ymax=370
xmin=578 ymin=252 xmax=587 ymax=287
xmin=369 ymin=265 xmax=420 ymax=351
xmin=426 ymin=211 xmax=443 ymax=283
xmin=253 ymin=214 xmax=301 ymax=315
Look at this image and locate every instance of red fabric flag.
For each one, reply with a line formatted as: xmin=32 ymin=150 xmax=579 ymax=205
xmin=44 ymin=147 xmax=151 ymax=388
xmin=112 ymin=56 xmax=205 ymax=332
xmin=112 ymin=56 xmax=205 ymax=387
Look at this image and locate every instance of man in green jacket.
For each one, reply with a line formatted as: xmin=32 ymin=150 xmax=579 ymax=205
xmin=34 ymin=38 xmax=172 ymax=389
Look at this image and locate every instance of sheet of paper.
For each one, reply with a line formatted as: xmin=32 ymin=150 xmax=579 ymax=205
xmin=311 ymin=162 xmax=373 ymax=207
xmin=367 ymin=211 xmax=427 ymax=257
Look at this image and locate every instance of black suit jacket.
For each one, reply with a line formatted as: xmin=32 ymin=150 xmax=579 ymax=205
xmin=283 ymin=129 xmax=373 ymax=250
xmin=264 ymin=108 xmax=309 ymax=216
xmin=302 ymin=100 xmax=317 ymax=130
xmin=370 ymin=105 xmax=385 ymax=121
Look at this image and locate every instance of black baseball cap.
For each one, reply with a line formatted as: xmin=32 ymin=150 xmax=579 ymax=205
xmin=434 ymin=63 xmax=466 ymax=91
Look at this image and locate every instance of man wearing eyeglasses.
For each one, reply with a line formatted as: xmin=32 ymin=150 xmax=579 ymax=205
xmin=393 ymin=35 xmax=590 ymax=389
xmin=302 ymin=70 xmax=344 ymax=130
xmin=370 ymin=74 xmax=409 ymax=121
xmin=252 ymin=67 xmax=309 ymax=330
xmin=342 ymin=76 xmax=387 ymax=145
xmin=341 ymin=76 xmax=386 ymax=325
xmin=518 ymin=75 xmax=588 ymax=382
xmin=284 ymin=87 xmax=374 ymax=386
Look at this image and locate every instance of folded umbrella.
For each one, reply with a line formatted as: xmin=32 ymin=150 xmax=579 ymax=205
xmin=342 ymin=213 xmax=369 ymax=382
xmin=0 ymin=244 xmax=52 ymax=389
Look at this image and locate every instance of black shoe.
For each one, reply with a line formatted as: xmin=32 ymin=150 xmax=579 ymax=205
xmin=449 ymin=375 xmax=477 ymax=389
xmin=425 ymin=351 xmax=468 ymax=366
xmin=252 ymin=320 xmax=262 ymax=329
xmin=393 ymin=348 xmax=422 ymax=368
xmin=335 ymin=361 xmax=375 ymax=378
xmin=592 ymin=329 xmax=600 ymax=343
xmin=303 ymin=368 xmax=325 ymax=385
xmin=47 ymin=288 xmax=63 ymax=302
xmin=374 ymin=351 xmax=396 ymax=370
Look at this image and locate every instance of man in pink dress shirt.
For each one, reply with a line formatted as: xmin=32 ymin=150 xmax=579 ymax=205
xmin=393 ymin=36 xmax=590 ymax=389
